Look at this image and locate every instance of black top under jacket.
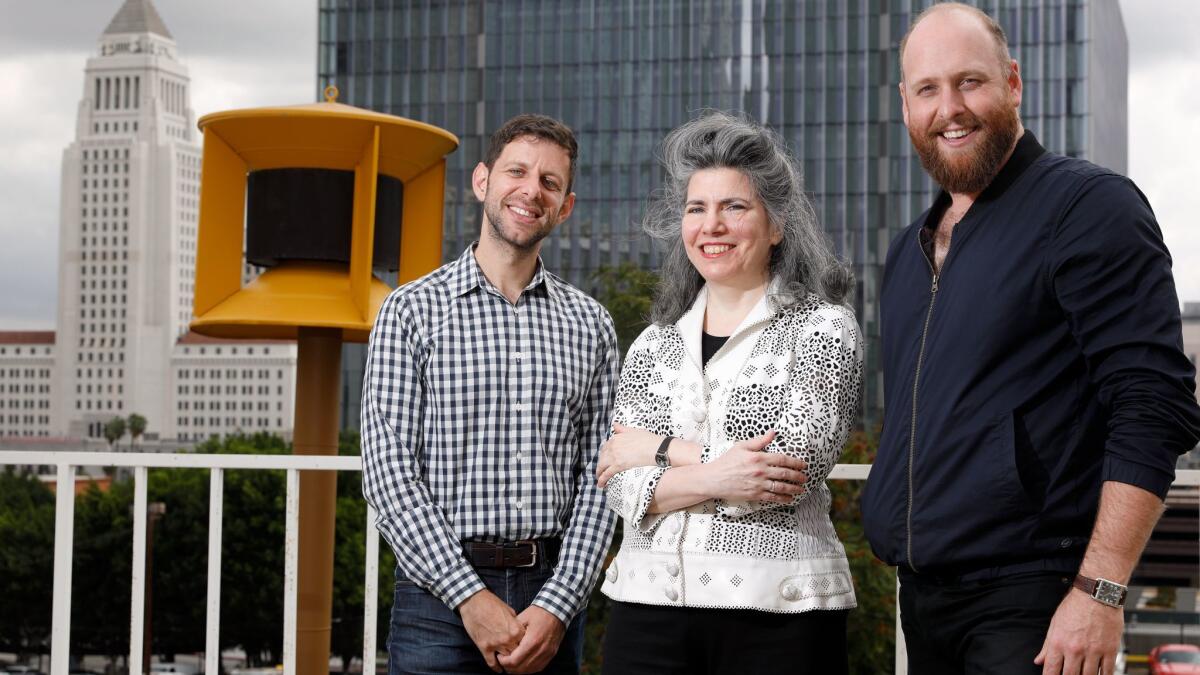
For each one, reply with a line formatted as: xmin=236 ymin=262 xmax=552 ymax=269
xmin=861 ymin=131 xmax=1200 ymax=579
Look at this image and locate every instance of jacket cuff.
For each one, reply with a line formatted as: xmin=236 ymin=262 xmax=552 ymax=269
xmin=1101 ymin=455 xmax=1175 ymax=500
xmin=632 ymin=466 xmax=670 ymax=533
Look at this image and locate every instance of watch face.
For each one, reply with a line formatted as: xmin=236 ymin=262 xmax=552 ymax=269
xmin=1095 ymin=579 xmax=1126 ymax=607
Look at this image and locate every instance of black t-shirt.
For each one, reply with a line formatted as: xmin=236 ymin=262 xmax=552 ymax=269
xmin=701 ymin=331 xmax=729 ymax=367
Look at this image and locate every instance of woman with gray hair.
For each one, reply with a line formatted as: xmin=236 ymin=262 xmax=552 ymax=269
xmin=595 ymin=111 xmax=861 ymax=674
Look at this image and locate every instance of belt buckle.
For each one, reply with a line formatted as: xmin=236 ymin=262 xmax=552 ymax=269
xmin=516 ymin=540 xmax=538 ymax=568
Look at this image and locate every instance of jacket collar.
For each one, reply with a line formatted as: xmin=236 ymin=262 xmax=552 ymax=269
xmin=676 ymin=279 xmax=790 ymax=369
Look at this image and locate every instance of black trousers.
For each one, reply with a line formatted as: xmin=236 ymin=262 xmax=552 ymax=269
xmin=899 ymin=571 xmax=1073 ymax=675
xmin=600 ymin=600 xmax=849 ymax=675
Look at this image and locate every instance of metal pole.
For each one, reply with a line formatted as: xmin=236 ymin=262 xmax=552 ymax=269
xmin=283 ymin=469 xmax=300 ymax=675
xmin=130 ymin=467 xmax=148 ymax=675
xmin=50 ymin=463 xmax=76 ymax=675
xmin=292 ymin=327 xmax=342 ymax=675
xmin=143 ymin=502 xmax=166 ymax=673
xmin=363 ymin=506 xmax=380 ymax=675
xmin=205 ymin=468 xmax=224 ymax=675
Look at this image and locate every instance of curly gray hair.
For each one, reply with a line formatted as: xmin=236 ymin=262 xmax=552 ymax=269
xmin=644 ymin=111 xmax=853 ymax=325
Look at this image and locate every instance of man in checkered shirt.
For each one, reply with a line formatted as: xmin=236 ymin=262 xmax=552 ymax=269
xmin=361 ymin=114 xmax=618 ymax=675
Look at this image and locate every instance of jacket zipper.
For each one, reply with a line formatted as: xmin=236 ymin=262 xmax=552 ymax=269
xmin=906 ymin=235 xmax=943 ymax=573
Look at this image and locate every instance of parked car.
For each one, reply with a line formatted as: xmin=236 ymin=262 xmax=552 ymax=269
xmin=1150 ymin=643 xmax=1200 ymax=675
xmin=0 ymin=666 xmax=46 ymax=675
xmin=150 ymin=664 xmax=200 ymax=675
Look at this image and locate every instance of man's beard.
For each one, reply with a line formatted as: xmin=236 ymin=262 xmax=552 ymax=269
xmin=483 ymin=195 xmax=558 ymax=252
xmin=910 ymin=101 xmax=1021 ymax=195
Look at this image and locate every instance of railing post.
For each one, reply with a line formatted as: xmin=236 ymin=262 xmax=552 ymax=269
xmin=363 ymin=505 xmax=381 ymax=675
xmin=283 ymin=468 xmax=301 ymax=675
xmin=205 ymin=468 xmax=225 ymax=675
xmin=895 ymin=571 xmax=907 ymax=675
xmin=130 ymin=466 xmax=148 ymax=675
xmin=49 ymin=463 xmax=76 ymax=675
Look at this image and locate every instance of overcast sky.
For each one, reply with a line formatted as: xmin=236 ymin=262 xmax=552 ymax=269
xmin=0 ymin=1 xmax=1197 ymax=329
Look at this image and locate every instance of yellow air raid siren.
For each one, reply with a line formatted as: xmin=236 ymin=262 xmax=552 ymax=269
xmin=192 ymin=85 xmax=458 ymax=341
xmin=190 ymin=86 xmax=457 ymax=675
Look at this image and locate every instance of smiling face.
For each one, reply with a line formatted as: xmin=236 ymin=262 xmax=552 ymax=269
xmin=472 ymin=135 xmax=575 ymax=253
xmin=900 ymin=7 xmax=1023 ymax=195
xmin=681 ymin=167 xmax=781 ymax=290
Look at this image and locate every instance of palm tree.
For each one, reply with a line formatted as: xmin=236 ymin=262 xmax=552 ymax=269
xmin=103 ymin=416 xmax=126 ymax=450
xmin=127 ymin=413 xmax=147 ymax=450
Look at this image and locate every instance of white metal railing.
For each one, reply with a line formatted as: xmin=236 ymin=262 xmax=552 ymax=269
xmin=0 ymin=450 xmax=370 ymax=675
xmin=0 ymin=449 xmax=1196 ymax=675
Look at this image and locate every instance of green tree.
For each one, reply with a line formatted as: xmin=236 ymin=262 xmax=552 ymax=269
xmin=209 ymin=432 xmax=290 ymax=666
xmin=72 ymin=479 xmax=134 ymax=663
xmin=830 ymin=430 xmax=896 ymax=674
xmin=0 ymin=470 xmax=55 ymax=657
xmin=329 ymin=430 xmax=396 ymax=672
xmin=103 ymin=416 xmax=126 ymax=449
xmin=127 ymin=413 xmax=148 ymax=449
xmin=591 ymin=263 xmax=658 ymax=356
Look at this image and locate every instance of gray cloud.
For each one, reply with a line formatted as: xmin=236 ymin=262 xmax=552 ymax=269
xmin=1118 ymin=0 xmax=1200 ymax=72
xmin=0 ymin=1 xmax=314 ymax=62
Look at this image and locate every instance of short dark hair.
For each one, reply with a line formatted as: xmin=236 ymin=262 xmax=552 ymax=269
xmin=483 ymin=114 xmax=579 ymax=192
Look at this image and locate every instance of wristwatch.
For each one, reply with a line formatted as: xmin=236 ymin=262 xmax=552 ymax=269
xmin=1073 ymin=574 xmax=1128 ymax=608
xmin=654 ymin=437 xmax=673 ymax=468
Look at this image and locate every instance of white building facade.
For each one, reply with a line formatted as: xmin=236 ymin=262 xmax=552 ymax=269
xmin=0 ymin=0 xmax=296 ymax=444
xmin=0 ymin=334 xmax=56 ymax=438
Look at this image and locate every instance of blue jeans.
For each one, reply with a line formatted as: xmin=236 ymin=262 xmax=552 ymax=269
xmin=388 ymin=564 xmax=585 ymax=675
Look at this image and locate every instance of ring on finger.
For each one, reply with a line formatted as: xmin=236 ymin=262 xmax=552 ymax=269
xmin=769 ymin=479 xmax=777 ymax=494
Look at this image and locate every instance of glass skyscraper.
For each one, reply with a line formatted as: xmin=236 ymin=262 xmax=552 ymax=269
xmin=318 ymin=0 xmax=1127 ymax=429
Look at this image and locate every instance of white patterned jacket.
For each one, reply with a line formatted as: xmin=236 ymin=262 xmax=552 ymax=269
xmin=600 ymin=284 xmax=862 ymax=613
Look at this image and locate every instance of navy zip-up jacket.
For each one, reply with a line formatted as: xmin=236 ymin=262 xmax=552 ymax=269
xmin=861 ymin=131 xmax=1200 ymax=577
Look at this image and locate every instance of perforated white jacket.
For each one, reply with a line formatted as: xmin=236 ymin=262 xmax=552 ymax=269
xmin=600 ymin=285 xmax=862 ymax=613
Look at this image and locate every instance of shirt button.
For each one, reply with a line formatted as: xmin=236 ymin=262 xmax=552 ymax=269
xmin=514 ymin=352 xmax=522 ymax=361
xmin=1060 ymin=538 xmax=1072 ymax=548
xmin=781 ymin=584 xmax=799 ymax=601
xmin=670 ymin=519 xmax=682 ymax=534
xmin=666 ymin=562 xmax=680 ymax=577
xmin=663 ymin=587 xmax=678 ymax=602
xmin=514 ymin=402 xmax=524 ymax=412
xmin=514 ymin=498 xmax=523 ymax=509
xmin=691 ymin=409 xmax=705 ymax=422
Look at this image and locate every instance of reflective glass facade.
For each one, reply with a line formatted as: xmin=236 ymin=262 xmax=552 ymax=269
xmin=320 ymin=0 xmax=1127 ymax=429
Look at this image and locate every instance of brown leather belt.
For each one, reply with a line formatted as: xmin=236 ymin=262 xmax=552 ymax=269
xmin=463 ymin=539 xmax=561 ymax=568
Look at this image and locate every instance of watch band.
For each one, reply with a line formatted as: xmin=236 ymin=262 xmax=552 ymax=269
xmin=654 ymin=437 xmax=673 ymax=468
xmin=1073 ymin=574 xmax=1128 ymax=608
xmin=1072 ymin=575 xmax=1098 ymax=596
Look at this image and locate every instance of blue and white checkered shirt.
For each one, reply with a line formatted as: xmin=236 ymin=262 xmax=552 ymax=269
xmin=361 ymin=245 xmax=619 ymax=623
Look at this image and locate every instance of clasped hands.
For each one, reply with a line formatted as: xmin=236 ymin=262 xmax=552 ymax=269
xmin=459 ymin=589 xmax=566 ymax=673
xmin=596 ymin=423 xmax=809 ymax=503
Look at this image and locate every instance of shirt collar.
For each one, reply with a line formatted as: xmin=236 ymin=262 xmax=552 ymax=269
xmin=675 ymin=278 xmax=790 ymax=367
xmin=922 ymin=130 xmax=1047 ymax=231
xmin=447 ymin=243 xmax=554 ymax=301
